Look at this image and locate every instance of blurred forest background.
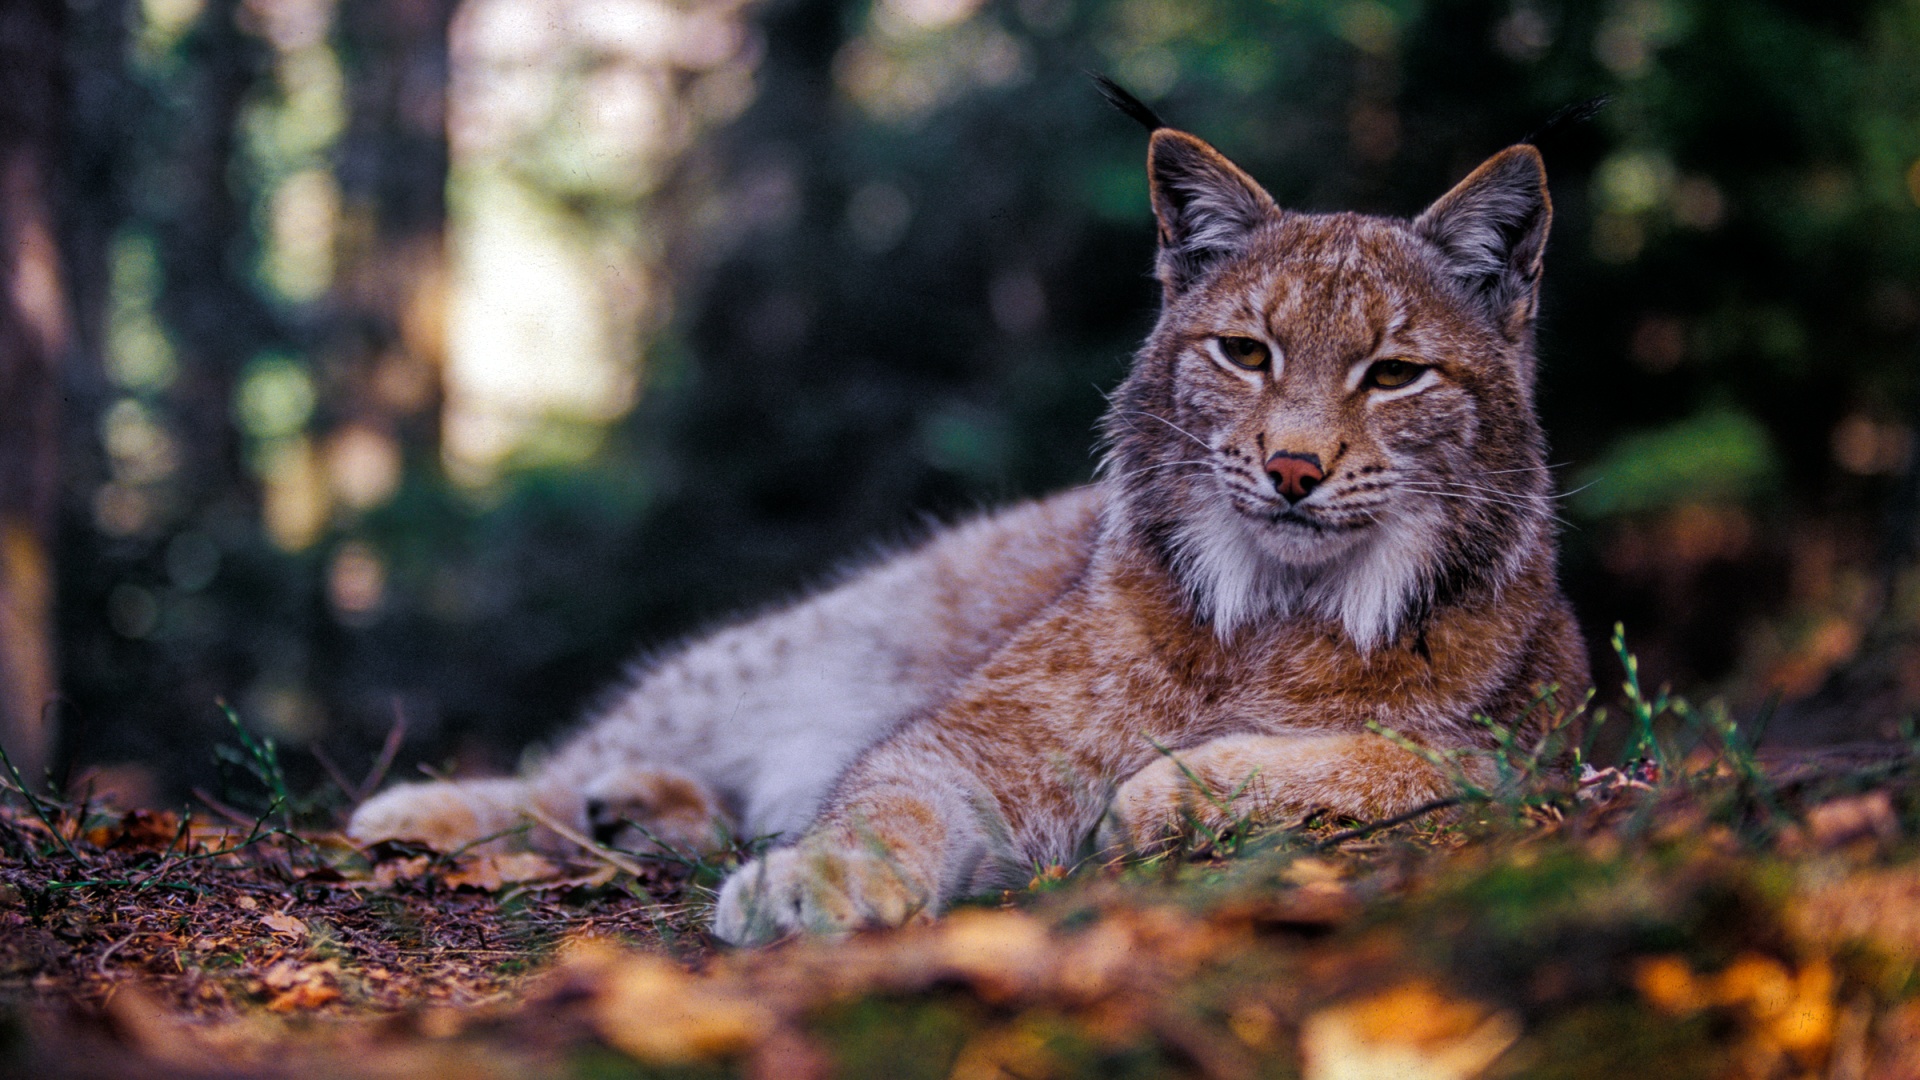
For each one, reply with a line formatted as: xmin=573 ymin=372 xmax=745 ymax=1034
xmin=1 ymin=0 xmax=1918 ymax=805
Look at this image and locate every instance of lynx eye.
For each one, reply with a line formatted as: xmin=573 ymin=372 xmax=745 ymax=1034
xmin=1363 ymin=359 xmax=1427 ymax=390
xmin=1216 ymin=336 xmax=1271 ymax=370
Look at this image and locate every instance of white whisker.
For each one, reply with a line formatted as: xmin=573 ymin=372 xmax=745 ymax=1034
xmin=1116 ymin=409 xmax=1213 ymax=453
xmin=1108 ymin=459 xmax=1215 ymax=481
xmin=1557 ymin=479 xmax=1601 ymax=499
xmin=1396 ymin=485 xmax=1572 ymax=526
xmin=1473 ymin=461 xmax=1571 ymax=476
xmin=1414 ymin=480 xmax=1559 ymax=502
xmin=1402 ymin=474 xmax=1595 ymax=509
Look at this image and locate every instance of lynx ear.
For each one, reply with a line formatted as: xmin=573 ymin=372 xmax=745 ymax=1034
xmin=1148 ymin=129 xmax=1279 ymax=293
xmin=1414 ymin=145 xmax=1552 ymax=340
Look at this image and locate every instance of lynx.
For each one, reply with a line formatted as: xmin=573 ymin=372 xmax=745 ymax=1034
xmin=349 ymin=100 xmax=1590 ymax=945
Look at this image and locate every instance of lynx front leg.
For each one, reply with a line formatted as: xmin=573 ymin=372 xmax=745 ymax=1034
xmin=1097 ymin=733 xmax=1463 ymax=855
xmin=712 ymin=839 xmax=934 ymax=944
xmin=712 ymin=760 xmax=994 ymax=945
xmin=348 ymin=765 xmax=729 ymax=857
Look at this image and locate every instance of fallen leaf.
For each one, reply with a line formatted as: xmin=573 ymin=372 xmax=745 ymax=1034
xmin=85 ymin=810 xmax=184 ymax=852
xmin=1712 ymin=954 xmax=1834 ymax=1058
xmin=1766 ymin=961 xmax=1835 ymax=1057
xmin=443 ymin=851 xmax=560 ymax=892
xmin=261 ymin=959 xmax=342 ymax=1012
xmin=1806 ymin=791 xmax=1899 ymax=849
xmin=589 ymin=950 xmax=775 ymax=1062
xmin=259 ymin=912 xmax=307 ymax=940
xmin=370 ymin=855 xmax=431 ymax=890
xmin=261 ymin=959 xmax=313 ymax=991
xmin=1282 ymin=857 xmax=1344 ymax=885
xmin=1637 ymin=953 xmax=1835 ymax=1063
xmin=267 ymin=981 xmax=341 ymax=1012
xmin=934 ymin=909 xmax=1051 ymax=1000
xmin=1301 ymin=982 xmax=1521 ymax=1080
xmin=1635 ymin=955 xmax=1703 ymax=1014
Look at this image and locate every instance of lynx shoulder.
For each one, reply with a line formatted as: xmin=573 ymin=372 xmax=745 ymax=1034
xmin=350 ymin=111 xmax=1590 ymax=946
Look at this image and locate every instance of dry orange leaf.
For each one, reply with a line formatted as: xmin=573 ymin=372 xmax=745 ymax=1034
xmin=1634 ymin=952 xmax=1836 ymax=1061
xmin=443 ymin=851 xmax=560 ymax=892
xmin=261 ymin=959 xmax=342 ymax=1013
xmin=1634 ymin=955 xmax=1702 ymax=1014
xmin=369 ymin=855 xmax=431 ymax=890
xmin=588 ymin=951 xmax=775 ymax=1063
xmin=266 ymin=981 xmax=341 ymax=1013
xmin=83 ymin=809 xmax=183 ymax=852
xmin=934 ymin=909 xmax=1051 ymax=1000
xmin=1806 ymin=791 xmax=1899 ymax=849
xmin=259 ymin=912 xmax=307 ymax=940
xmin=1300 ymin=982 xmax=1521 ymax=1080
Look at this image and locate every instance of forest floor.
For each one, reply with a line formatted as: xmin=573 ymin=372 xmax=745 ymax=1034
xmin=7 ymin=692 xmax=1920 ymax=1079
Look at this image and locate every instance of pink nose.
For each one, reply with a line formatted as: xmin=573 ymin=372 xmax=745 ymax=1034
xmin=1265 ymin=451 xmax=1324 ymax=501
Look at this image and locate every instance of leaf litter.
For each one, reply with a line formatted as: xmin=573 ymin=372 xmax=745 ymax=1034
xmin=12 ymin=698 xmax=1920 ymax=1077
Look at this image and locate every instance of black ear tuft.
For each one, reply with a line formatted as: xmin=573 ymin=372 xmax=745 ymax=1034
xmin=1415 ymin=145 xmax=1552 ymax=340
xmin=1090 ymin=73 xmax=1164 ymax=132
xmin=1520 ymin=96 xmax=1610 ymax=152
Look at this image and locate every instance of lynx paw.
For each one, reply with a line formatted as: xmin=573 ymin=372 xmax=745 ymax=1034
xmin=1097 ymin=734 xmax=1469 ymax=857
xmin=1097 ymin=755 xmax=1235 ymax=856
xmin=584 ymin=767 xmax=729 ymax=854
xmin=347 ymin=778 xmax=532 ymax=853
xmin=711 ymin=843 xmax=932 ymax=946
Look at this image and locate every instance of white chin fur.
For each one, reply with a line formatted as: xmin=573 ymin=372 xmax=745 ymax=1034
xmin=1167 ymin=499 xmax=1441 ymax=651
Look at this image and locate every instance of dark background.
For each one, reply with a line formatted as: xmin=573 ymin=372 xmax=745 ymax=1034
xmin=2 ymin=0 xmax=1917 ymax=807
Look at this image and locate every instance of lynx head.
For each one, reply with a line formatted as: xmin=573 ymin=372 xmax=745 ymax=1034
xmin=1101 ymin=125 xmax=1557 ymax=650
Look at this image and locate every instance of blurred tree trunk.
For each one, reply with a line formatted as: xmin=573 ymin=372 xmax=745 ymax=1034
xmin=0 ymin=0 xmax=69 ymax=784
xmin=164 ymin=0 xmax=272 ymax=503
xmin=327 ymin=0 xmax=455 ymax=462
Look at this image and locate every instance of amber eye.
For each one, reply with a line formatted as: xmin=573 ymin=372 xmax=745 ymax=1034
xmin=1216 ymin=336 xmax=1271 ymax=370
xmin=1363 ymin=359 xmax=1427 ymax=390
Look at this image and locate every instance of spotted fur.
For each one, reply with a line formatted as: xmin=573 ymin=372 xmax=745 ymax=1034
xmin=350 ymin=121 xmax=1590 ymax=947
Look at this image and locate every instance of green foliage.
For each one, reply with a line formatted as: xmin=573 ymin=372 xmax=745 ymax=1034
xmin=1572 ymin=409 xmax=1779 ymax=517
xmin=213 ymin=702 xmax=294 ymax=825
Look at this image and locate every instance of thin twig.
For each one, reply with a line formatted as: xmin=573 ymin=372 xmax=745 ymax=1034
xmin=96 ymin=931 xmax=136 ymax=977
xmin=358 ymin=702 xmax=408 ymax=803
xmin=1311 ymin=797 xmax=1462 ymax=852
xmin=429 ymin=822 xmax=535 ymax=865
xmin=191 ymin=787 xmax=259 ymax=829
xmin=522 ymin=805 xmax=651 ymax=879
xmin=308 ymin=744 xmax=359 ymax=804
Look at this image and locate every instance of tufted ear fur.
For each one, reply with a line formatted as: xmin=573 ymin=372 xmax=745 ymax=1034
xmin=1148 ymin=129 xmax=1279 ymax=295
xmin=1414 ymin=145 xmax=1552 ymax=341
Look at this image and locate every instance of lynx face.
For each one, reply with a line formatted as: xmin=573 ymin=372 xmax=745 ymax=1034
xmin=1104 ymin=133 xmax=1555 ymax=649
